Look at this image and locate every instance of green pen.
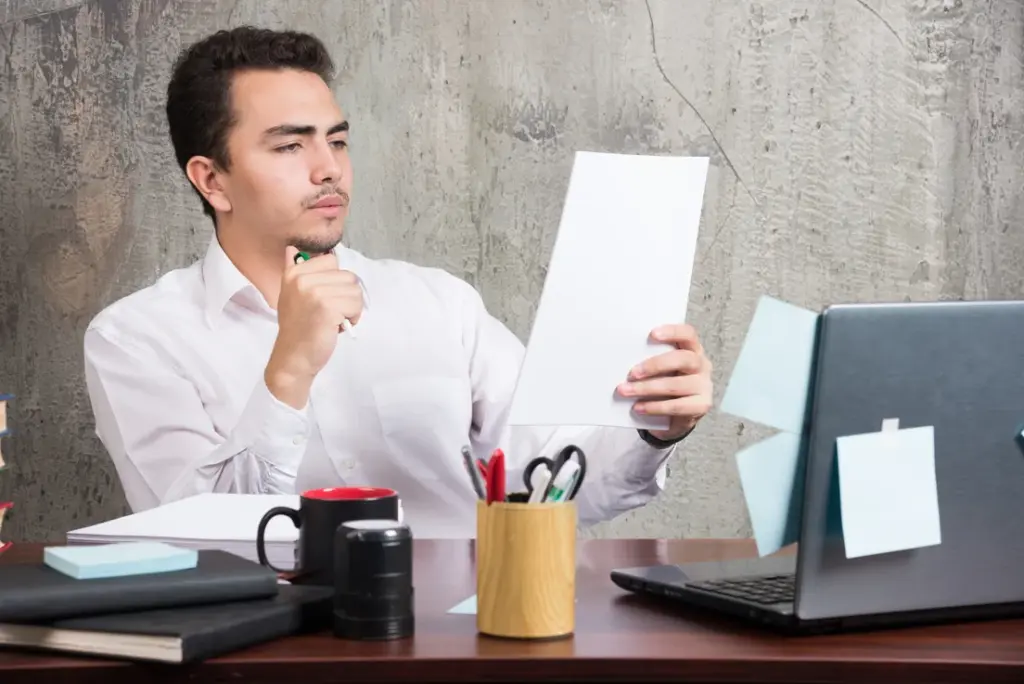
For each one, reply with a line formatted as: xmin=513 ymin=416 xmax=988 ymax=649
xmin=293 ymin=250 xmax=356 ymax=337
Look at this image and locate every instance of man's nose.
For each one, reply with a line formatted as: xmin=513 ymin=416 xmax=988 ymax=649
xmin=311 ymin=143 xmax=342 ymax=185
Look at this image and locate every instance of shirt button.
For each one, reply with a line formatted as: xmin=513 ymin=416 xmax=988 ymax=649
xmin=344 ymin=461 xmax=355 ymax=471
xmin=292 ymin=436 xmax=305 ymax=445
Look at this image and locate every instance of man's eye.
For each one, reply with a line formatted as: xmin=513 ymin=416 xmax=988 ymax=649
xmin=330 ymin=140 xmax=348 ymax=149
xmin=276 ymin=143 xmax=300 ymax=152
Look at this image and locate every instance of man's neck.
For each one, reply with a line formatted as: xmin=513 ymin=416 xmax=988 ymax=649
xmin=216 ymin=223 xmax=286 ymax=310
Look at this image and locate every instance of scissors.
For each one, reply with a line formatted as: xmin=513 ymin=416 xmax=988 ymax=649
xmin=523 ymin=445 xmax=587 ymax=502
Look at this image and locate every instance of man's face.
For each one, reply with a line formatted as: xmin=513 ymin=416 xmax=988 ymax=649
xmin=218 ymin=68 xmax=352 ymax=255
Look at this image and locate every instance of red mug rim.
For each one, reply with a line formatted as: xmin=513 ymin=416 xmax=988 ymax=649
xmin=301 ymin=486 xmax=396 ymax=501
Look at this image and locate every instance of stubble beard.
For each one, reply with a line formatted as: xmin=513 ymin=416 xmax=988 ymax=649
xmin=291 ymin=189 xmax=349 ymax=255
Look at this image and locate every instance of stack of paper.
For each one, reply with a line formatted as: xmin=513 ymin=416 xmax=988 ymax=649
xmin=66 ymin=493 xmax=299 ymax=570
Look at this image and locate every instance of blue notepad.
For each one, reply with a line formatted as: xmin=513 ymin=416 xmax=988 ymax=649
xmin=43 ymin=542 xmax=199 ymax=580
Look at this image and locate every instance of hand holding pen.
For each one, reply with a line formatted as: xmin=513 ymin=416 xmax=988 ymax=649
xmin=264 ymin=246 xmax=364 ymax=409
xmin=293 ymin=250 xmax=357 ymax=337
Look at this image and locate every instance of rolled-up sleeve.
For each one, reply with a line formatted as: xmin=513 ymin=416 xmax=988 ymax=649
xmin=83 ymin=325 xmax=309 ymax=511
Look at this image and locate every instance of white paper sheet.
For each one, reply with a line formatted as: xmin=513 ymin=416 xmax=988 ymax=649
xmin=836 ymin=424 xmax=942 ymax=558
xmin=507 ymin=152 xmax=709 ymax=430
xmin=66 ymin=493 xmax=301 ymax=569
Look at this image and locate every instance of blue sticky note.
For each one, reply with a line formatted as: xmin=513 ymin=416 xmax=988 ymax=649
xmin=447 ymin=595 xmax=477 ymax=614
xmin=735 ymin=431 xmax=805 ymax=557
xmin=836 ymin=425 xmax=941 ymax=558
xmin=720 ymin=296 xmax=819 ymax=434
xmin=43 ymin=541 xmax=199 ymax=580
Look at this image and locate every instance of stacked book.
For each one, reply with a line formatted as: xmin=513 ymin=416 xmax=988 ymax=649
xmin=0 ymin=393 xmax=11 ymax=556
xmin=0 ymin=542 xmax=331 ymax=663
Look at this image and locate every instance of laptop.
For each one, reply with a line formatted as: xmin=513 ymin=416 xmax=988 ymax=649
xmin=611 ymin=299 xmax=1024 ymax=634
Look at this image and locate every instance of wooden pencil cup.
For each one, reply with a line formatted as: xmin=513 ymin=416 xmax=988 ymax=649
xmin=475 ymin=499 xmax=576 ymax=640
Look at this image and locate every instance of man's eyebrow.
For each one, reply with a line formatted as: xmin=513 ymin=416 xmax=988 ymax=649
xmin=261 ymin=121 xmax=348 ymax=138
xmin=263 ymin=124 xmax=315 ymax=138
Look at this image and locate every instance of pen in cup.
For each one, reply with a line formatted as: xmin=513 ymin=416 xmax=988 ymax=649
xmin=526 ymin=464 xmax=551 ymax=504
xmin=293 ymin=250 xmax=357 ymax=338
xmin=461 ymin=446 xmax=487 ymax=500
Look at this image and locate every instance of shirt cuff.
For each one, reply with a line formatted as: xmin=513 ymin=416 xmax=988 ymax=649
xmin=600 ymin=430 xmax=675 ymax=491
xmin=233 ymin=378 xmax=312 ymax=460
xmin=638 ymin=427 xmax=691 ymax=449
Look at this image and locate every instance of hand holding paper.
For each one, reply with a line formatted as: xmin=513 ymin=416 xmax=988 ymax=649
xmin=617 ymin=323 xmax=714 ymax=441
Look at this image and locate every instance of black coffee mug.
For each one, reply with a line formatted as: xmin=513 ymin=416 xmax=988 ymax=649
xmin=256 ymin=486 xmax=400 ymax=586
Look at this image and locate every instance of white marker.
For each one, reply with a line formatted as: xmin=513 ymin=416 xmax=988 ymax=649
xmin=527 ymin=463 xmax=552 ymax=504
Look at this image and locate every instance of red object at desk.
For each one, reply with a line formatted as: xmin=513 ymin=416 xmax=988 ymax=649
xmin=483 ymin=449 xmax=505 ymax=503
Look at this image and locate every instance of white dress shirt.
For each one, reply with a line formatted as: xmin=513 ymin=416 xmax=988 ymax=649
xmin=83 ymin=236 xmax=677 ymax=538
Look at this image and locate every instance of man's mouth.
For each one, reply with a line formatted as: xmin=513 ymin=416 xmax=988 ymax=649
xmin=313 ymin=194 xmax=346 ymax=208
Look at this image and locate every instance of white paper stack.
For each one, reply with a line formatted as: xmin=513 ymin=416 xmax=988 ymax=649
xmin=66 ymin=493 xmax=299 ymax=571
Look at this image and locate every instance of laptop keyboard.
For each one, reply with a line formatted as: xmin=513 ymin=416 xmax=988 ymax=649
xmin=691 ymin=573 xmax=795 ymax=605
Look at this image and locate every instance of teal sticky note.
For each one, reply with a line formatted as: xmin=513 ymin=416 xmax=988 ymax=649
xmin=836 ymin=425 xmax=941 ymax=558
xmin=735 ymin=431 xmax=805 ymax=557
xmin=43 ymin=541 xmax=198 ymax=580
xmin=720 ymin=296 xmax=819 ymax=434
xmin=447 ymin=595 xmax=477 ymax=614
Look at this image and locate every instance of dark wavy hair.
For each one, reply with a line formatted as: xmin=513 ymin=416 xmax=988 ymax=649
xmin=165 ymin=26 xmax=336 ymax=222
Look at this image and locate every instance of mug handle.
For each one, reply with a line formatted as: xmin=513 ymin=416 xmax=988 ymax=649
xmin=256 ymin=506 xmax=301 ymax=573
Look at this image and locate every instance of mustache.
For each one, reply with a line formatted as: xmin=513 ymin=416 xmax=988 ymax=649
xmin=303 ymin=188 xmax=350 ymax=208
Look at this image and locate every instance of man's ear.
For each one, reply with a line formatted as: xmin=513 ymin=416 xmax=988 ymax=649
xmin=185 ymin=156 xmax=232 ymax=214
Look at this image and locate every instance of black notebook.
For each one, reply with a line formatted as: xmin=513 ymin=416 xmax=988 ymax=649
xmin=0 ymin=549 xmax=279 ymax=622
xmin=0 ymin=584 xmax=333 ymax=663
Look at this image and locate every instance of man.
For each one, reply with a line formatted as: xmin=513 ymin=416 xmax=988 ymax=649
xmin=83 ymin=27 xmax=714 ymax=538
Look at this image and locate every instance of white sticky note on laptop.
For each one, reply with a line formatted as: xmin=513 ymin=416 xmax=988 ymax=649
xmin=836 ymin=423 xmax=942 ymax=558
xmin=720 ymin=296 xmax=819 ymax=434
xmin=735 ymin=431 xmax=805 ymax=557
xmin=508 ymin=152 xmax=709 ymax=430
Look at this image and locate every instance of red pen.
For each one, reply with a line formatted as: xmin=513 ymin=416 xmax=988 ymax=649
xmin=487 ymin=449 xmax=506 ymax=504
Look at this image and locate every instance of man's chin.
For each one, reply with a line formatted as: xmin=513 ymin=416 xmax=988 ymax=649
xmin=290 ymin=233 xmax=344 ymax=255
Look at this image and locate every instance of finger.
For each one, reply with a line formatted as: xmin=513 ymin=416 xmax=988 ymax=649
xmin=633 ymin=394 xmax=712 ymax=417
xmin=294 ymin=270 xmax=359 ymax=291
xmin=629 ymin=349 xmax=702 ymax=380
xmin=312 ymin=283 xmax=364 ymax=300
xmin=650 ymin=323 xmax=702 ymax=353
xmin=285 ymin=245 xmax=300 ymax=269
xmin=289 ymin=249 xmax=339 ymax=273
xmin=618 ymin=374 xmax=706 ymax=399
xmin=319 ymin=294 xmax=364 ymax=326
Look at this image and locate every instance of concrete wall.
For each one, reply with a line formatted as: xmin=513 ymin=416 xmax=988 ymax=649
xmin=1 ymin=0 xmax=1022 ymax=542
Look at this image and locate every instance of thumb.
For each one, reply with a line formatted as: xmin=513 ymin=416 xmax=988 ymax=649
xmin=285 ymin=245 xmax=302 ymax=269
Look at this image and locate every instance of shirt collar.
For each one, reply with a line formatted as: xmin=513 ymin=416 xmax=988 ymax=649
xmin=201 ymin=235 xmax=371 ymax=327
xmin=202 ymin=235 xmax=254 ymax=326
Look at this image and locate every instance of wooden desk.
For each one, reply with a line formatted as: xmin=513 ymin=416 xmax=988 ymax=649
xmin=1 ymin=539 xmax=1022 ymax=683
